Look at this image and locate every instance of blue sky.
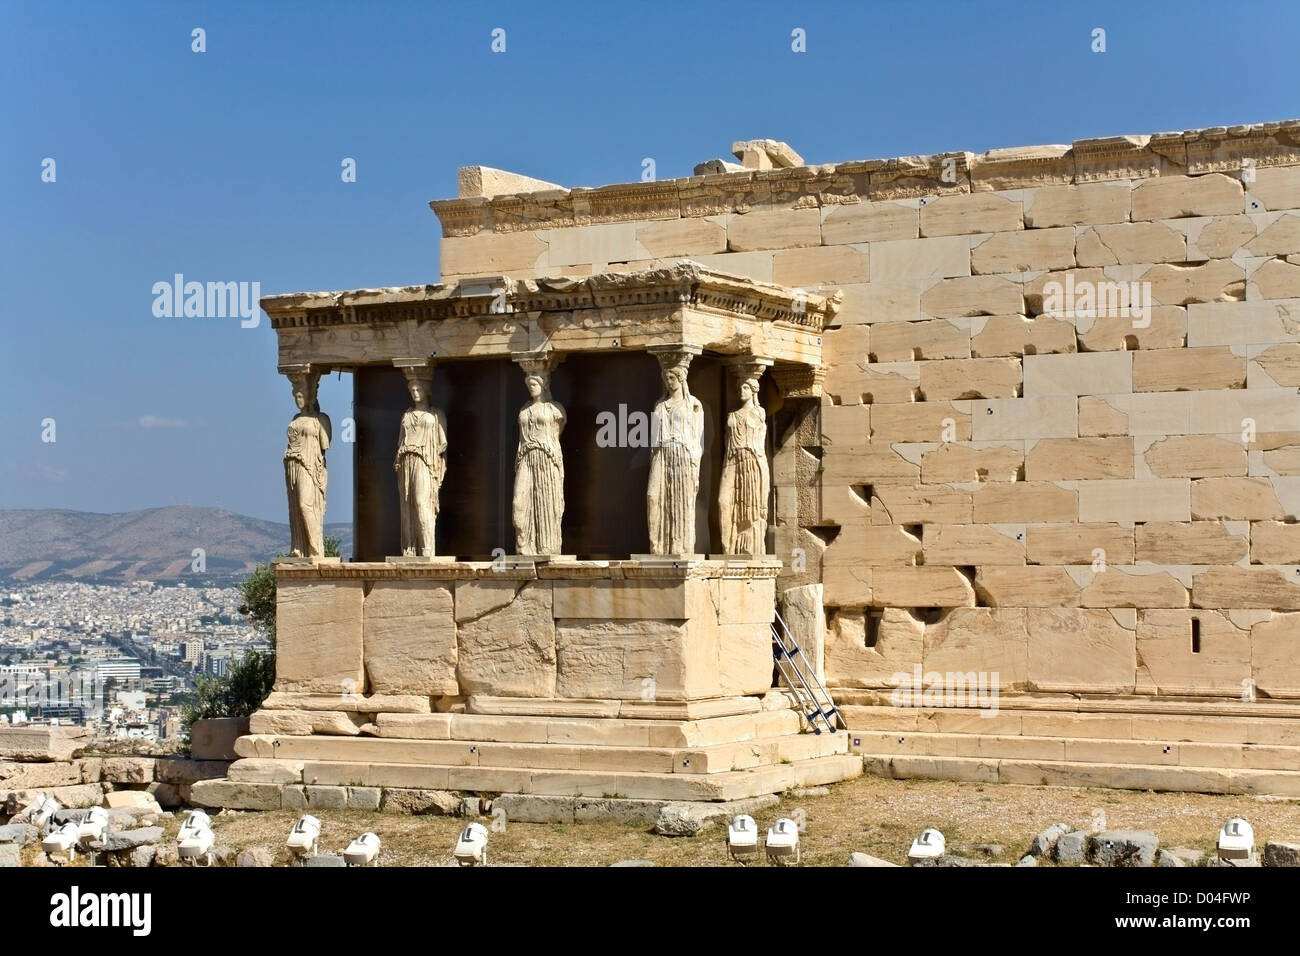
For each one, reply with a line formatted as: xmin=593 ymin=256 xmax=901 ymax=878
xmin=2 ymin=0 xmax=1297 ymax=523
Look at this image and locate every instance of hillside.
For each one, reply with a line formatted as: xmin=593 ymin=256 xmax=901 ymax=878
xmin=0 ymin=507 xmax=354 ymax=583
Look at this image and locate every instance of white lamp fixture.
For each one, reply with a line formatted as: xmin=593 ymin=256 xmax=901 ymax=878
xmin=1217 ymin=817 xmax=1254 ymax=861
xmin=42 ymin=822 xmax=79 ymax=861
xmin=178 ymin=810 xmax=211 ymax=843
xmin=77 ymin=806 xmax=108 ymax=846
xmin=178 ymin=825 xmax=216 ymax=864
xmin=765 ymin=818 xmax=801 ymax=866
xmin=908 ymin=828 xmax=946 ymax=861
xmin=727 ymin=814 xmax=760 ymax=864
xmin=344 ymin=832 xmax=381 ymax=867
xmin=453 ymin=822 xmax=489 ymax=866
xmin=30 ymin=793 xmax=61 ymax=834
xmin=287 ymin=814 xmax=322 ymax=858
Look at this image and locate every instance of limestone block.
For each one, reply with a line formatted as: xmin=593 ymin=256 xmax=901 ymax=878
xmin=821 ymin=404 xmax=869 ymax=446
xmin=1076 ymin=305 xmax=1187 ymax=352
xmin=1251 ymin=613 xmax=1300 ymax=696
xmin=1249 ymin=343 xmax=1300 ymax=388
xmin=970 ymin=314 xmax=1076 ymax=357
xmin=1077 ymin=222 xmax=1187 ymax=267
xmin=822 ymin=445 xmax=919 ymax=482
xmin=920 ymin=441 xmax=1023 ymax=483
xmin=249 ymin=709 xmax=363 ymax=736
xmin=871 ymin=567 xmax=976 ymax=607
xmin=920 ymin=193 xmax=1022 ymax=237
xmin=922 ymin=525 xmax=1025 ymax=565
xmin=1025 ymin=523 xmax=1134 ymax=565
xmin=227 ymin=758 xmax=303 ymax=785
xmin=1133 ymin=347 xmax=1245 ymax=392
xmin=101 ymin=757 xmax=154 ymax=784
xmin=772 ymin=244 xmax=870 ymax=286
xmin=1195 ymin=567 xmax=1300 ymax=610
xmin=0 ymin=726 xmax=88 ymax=761
xmin=1143 ymin=436 xmax=1247 ymax=477
xmin=1249 ymin=166 xmax=1300 ymax=211
xmin=1079 ymin=393 xmax=1192 ymax=437
xmin=552 ymin=579 xmax=698 ymax=620
xmin=542 ymin=222 xmax=644 ymax=267
xmin=0 ymin=761 xmax=81 ymax=790
xmin=441 ymin=232 xmax=548 ymax=278
xmin=1190 ymin=477 xmax=1286 ymax=520
xmin=872 ymin=483 xmax=972 ymax=524
xmin=822 ymin=561 xmax=873 ymax=609
xmin=1024 ymin=267 xmax=1111 ymax=316
xmin=919 ymin=357 xmax=1022 ymax=400
xmin=826 ymin=360 xmax=918 ymax=405
xmin=1023 ymin=182 xmax=1130 ymax=228
xmin=923 ymin=607 xmax=1029 ymax=685
xmin=1023 ymin=351 xmax=1132 ymax=396
xmin=727 ymin=207 xmax=822 ymax=252
xmin=1078 ymin=478 xmax=1191 ymax=522
xmin=635 ymin=219 xmax=726 ymax=257
xmin=154 ymin=758 xmax=229 ymax=786
xmin=1136 ymin=521 xmax=1249 ymax=564
xmin=1131 ymin=173 xmax=1244 ymax=221
xmin=871 ymin=401 xmax=972 ymax=441
xmin=188 ymin=780 xmax=283 ymax=811
xmin=822 ymin=201 xmax=918 ymax=244
xmin=1188 ymin=215 xmax=1258 ymax=259
xmin=870 ymin=236 xmax=970 ymax=281
xmin=718 ymin=623 xmax=775 ymax=697
xmin=868 ymin=318 xmax=970 ymax=361
xmin=975 ymin=567 xmax=1080 ymax=607
xmin=555 ymin=619 xmax=718 ymax=701
xmin=1142 ymin=260 xmax=1245 ymax=305
xmin=689 ymin=251 xmax=774 ymax=282
xmin=1078 ymin=567 xmax=1189 ymax=608
xmin=1188 ymin=300 xmax=1300 ymax=347
xmin=835 ymin=279 xmax=922 ymax=325
xmin=824 ymin=608 xmax=924 ymax=688
xmin=275 ymin=579 xmax=365 ymax=694
xmin=1252 ymin=521 xmax=1300 ymax=564
xmin=363 ymin=580 xmax=457 ymax=697
xmin=191 ymin=717 xmax=250 ymax=760
xmin=1262 ymin=442 xmax=1300 ymax=471
xmin=824 ymin=523 xmax=921 ymax=567
xmin=1246 ymin=213 xmax=1300 ymax=257
xmin=456 ymin=581 xmax=556 ymax=697
xmin=780 ymin=584 xmax=825 ymax=681
xmin=1025 ymin=437 xmax=1133 ymax=480
xmin=973 ymin=482 xmax=1077 ymax=523
xmin=1136 ymin=610 xmax=1250 ymax=695
xmin=971 ymin=227 xmax=1075 ymax=275
xmin=1251 ymin=258 xmax=1300 ymax=300
xmin=972 ymin=396 xmax=1078 ymax=440
xmin=921 ymin=275 xmax=1024 ymax=318
xmin=1025 ymin=608 xmax=1136 ymax=693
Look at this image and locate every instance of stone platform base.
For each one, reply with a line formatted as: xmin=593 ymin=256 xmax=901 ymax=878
xmin=843 ymin=691 xmax=1300 ymax=796
xmin=189 ymin=694 xmax=861 ymax=810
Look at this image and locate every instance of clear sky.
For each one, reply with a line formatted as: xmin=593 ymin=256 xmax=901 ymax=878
xmin=3 ymin=0 xmax=1298 ymax=523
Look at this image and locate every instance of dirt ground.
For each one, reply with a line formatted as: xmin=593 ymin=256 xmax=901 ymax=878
xmin=29 ymin=774 xmax=1300 ymax=867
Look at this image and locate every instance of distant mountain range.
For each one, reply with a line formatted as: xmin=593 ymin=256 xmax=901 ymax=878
xmin=0 ymin=508 xmax=354 ymax=584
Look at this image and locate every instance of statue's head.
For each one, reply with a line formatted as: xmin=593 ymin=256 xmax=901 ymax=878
xmin=404 ymin=369 xmax=432 ymax=408
xmin=525 ymin=371 xmax=547 ymax=400
xmin=663 ymin=366 xmax=688 ymax=397
xmin=739 ymin=377 xmax=760 ymax=403
xmin=290 ymin=373 xmax=315 ymax=412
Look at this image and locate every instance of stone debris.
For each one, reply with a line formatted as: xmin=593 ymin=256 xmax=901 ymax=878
xmin=378 ymin=789 xmax=462 ymax=816
xmin=237 ymin=846 xmax=275 ymax=867
xmin=846 ymin=852 xmax=899 ymax=867
xmin=1089 ymin=830 xmax=1159 ymax=867
xmin=301 ymin=854 xmax=346 ymax=867
xmin=1054 ymin=831 xmax=1088 ymax=865
xmin=1157 ymin=848 xmax=1204 ymax=867
xmin=1263 ymin=840 xmax=1300 ymax=866
xmin=1029 ymin=822 xmax=1070 ymax=857
xmin=0 ymin=824 xmax=38 ymax=847
xmin=652 ymin=795 xmax=780 ymax=837
xmin=609 ymin=859 xmax=655 ymax=867
xmin=1016 ymin=855 xmax=1037 ymax=867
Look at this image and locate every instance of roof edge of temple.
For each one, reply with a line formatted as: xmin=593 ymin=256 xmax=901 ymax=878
xmin=428 ymin=117 xmax=1300 ymax=237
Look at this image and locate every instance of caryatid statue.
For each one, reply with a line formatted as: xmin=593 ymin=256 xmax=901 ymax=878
xmin=719 ymin=359 xmax=772 ymax=555
xmin=394 ymin=366 xmax=447 ymax=557
xmin=512 ymin=354 xmax=566 ymax=556
xmin=283 ymin=368 xmax=331 ymax=559
xmin=647 ymin=347 xmax=705 ymax=555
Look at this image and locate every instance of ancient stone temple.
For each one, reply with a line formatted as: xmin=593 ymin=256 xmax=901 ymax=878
xmin=207 ymin=120 xmax=1300 ymax=810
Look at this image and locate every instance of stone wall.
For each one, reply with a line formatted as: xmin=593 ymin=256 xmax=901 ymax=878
xmin=430 ymin=121 xmax=1300 ymax=700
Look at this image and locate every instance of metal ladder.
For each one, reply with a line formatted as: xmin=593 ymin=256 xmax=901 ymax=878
xmin=771 ymin=610 xmax=844 ymax=734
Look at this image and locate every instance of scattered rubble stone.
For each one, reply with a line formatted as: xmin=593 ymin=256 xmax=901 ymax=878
xmin=1089 ymin=830 xmax=1159 ymax=867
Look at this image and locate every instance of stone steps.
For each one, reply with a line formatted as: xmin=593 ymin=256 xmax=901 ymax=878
xmin=236 ymin=728 xmax=849 ymax=775
xmin=292 ymin=752 xmax=864 ymax=801
xmin=862 ymin=753 xmax=1300 ymax=797
xmin=841 ymin=704 xmax=1300 ymax=746
xmin=849 ymin=729 xmax=1300 ymax=772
